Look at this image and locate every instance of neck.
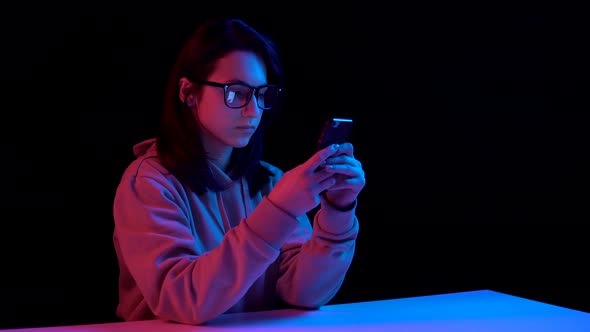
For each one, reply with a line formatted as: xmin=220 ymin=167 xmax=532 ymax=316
xmin=199 ymin=125 xmax=233 ymax=172
xmin=208 ymin=149 xmax=232 ymax=172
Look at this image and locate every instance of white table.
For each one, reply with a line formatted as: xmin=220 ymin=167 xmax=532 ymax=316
xmin=4 ymin=290 xmax=590 ymax=331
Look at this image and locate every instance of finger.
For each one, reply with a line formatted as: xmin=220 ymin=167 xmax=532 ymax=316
xmin=325 ymin=165 xmax=364 ymax=180
xmin=335 ymin=142 xmax=354 ymax=155
xmin=328 ymin=172 xmax=366 ymax=190
xmin=317 ymin=174 xmax=337 ymax=193
xmin=325 ymin=155 xmax=359 ymax=167
xmin=327 ymin=178 xmax=364 ymax=191
xmin=312 ymin=165 xmax=340 ymax=183
xmin=325 ymin=155 xmax=362 ymax=170
xmin=307 ymin=144 xmax=341 ymax=172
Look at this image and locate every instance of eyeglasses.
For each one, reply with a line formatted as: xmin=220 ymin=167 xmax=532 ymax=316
xmin=195 ymin=80 xmax=282 ymax=110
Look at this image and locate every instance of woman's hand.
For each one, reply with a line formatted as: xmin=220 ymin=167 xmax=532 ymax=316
xmin=268 ymin=144 xmax=346 ymax=217
xmin=321 ymin=142 xmax=365 ymax=210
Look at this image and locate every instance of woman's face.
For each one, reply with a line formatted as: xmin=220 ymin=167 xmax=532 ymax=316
xmin=192 ymin=50 xmax=268 ymax=157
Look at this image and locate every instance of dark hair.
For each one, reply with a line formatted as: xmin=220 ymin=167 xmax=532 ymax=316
xmin=156 ymin=17 xmax=284 ymax=196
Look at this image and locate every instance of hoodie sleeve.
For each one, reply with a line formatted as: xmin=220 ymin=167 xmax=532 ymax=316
xmin=113 ymin=162 xmax=301 ymax=325
xmin=254 ymin=162 xmax=360 ymax=310
xmin=274 ymin=199 xmax=359 ymax=309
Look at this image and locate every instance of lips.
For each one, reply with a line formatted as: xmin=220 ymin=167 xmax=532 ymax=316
xmin=235 ymin=126 xmax=256 ymax=134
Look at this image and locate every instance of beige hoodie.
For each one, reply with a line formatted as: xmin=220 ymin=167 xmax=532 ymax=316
xmin=112 ymin=138 xmax=359 ymax=325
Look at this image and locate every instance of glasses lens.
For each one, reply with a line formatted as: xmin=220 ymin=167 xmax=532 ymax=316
xmin=225 ymin=84 xmax=252 ymax=108
xmin=257 ymin=86 xmax=280 ymax=109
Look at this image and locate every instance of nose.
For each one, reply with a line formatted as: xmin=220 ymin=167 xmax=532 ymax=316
xmin=241 ymin=94 xmax=263 ymax=117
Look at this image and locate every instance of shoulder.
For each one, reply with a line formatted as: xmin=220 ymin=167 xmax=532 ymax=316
xmin=114 ymin=139 xmax=189 ymax=213
xmin=119 ymin=138 xmax=173 ymax=185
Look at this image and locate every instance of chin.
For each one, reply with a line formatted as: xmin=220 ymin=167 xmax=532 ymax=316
xmin=233 ymin=138 xmax=251 ymax=148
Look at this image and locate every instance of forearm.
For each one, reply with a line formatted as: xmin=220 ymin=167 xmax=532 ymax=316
xmin=120 ymin=221 xmax=279 ymax=325
xmin=276 ymin=212 xmax=359 ymax=308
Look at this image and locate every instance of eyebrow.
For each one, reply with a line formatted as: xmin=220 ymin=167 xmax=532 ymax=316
xmin=224 ymin=79 xmax=270 ymax=87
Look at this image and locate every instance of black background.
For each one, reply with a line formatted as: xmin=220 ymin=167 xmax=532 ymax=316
xmin=1 ymin=2 xmax=589 ymax=329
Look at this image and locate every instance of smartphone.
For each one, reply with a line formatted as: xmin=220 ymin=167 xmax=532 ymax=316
xmin=316 ymin=117 xmax=354 ymax=151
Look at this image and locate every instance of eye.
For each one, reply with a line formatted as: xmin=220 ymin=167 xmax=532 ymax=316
xmin=228 ymin=85 xmax=250 ymax=98
xmin=226 ymin=91 xmax=237 ymax=103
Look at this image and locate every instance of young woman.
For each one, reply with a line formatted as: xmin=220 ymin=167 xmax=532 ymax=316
xmin=112 ymin=16 xmax=366 ymax=325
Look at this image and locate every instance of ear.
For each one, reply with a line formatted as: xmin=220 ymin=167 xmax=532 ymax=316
xmin=179 ymin=77 xmax=195 ymax=105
